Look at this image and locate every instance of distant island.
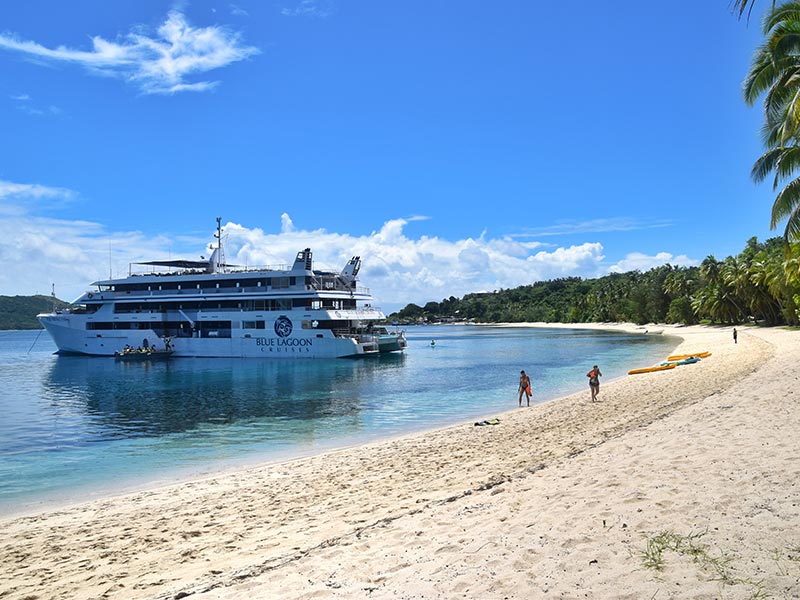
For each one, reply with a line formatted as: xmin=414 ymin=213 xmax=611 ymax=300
xmin=0 ymin=295 xmax=70 ymax=330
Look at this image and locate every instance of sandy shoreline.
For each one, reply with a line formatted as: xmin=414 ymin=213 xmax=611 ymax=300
xmin=1 ymin=324 xmax=798 ymax=599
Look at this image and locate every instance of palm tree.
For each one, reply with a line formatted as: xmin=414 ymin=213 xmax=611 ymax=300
xmin=732 ymin=0 xmax=776 ymax=21
xmin=747 ymin=251 xmax=784 ymax=322
xmin=744 ymin=1 xmax=800 ymax=241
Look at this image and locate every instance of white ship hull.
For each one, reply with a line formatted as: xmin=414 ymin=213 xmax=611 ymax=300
xmin=39 ymin=310 xmax=399 ymax=359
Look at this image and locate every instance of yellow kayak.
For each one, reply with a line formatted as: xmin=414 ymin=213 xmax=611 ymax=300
xmin=628 ymin=364 xmax=677 ymax=375
xmin=667 ymin=352 xmax=711 ymax=361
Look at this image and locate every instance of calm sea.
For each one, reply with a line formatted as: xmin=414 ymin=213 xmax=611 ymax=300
xmin=0 ymin=326 xmax=676 ymax=514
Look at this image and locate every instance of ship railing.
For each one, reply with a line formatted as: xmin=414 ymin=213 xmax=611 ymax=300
xmin=308 ymin=276 xmax=370 ymax=296
xmin=311 ymin=284 xmax=371 ymax=295
xmin=127 ymin=263 xmax=291 ymax=277
xmin=347 ymin=306 xmax=384 ymax=315
xmin=331 ymin=329 xmax=381 ymax=344
xmin=84 ymin=283 xmax=372 ymax=299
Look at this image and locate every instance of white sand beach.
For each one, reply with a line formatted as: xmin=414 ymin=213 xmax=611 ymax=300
xmin=1 ymin=324 xmax=798 ymax=599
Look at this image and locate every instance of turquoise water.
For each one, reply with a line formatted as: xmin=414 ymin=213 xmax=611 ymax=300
xmin=0 ymin=326 xmax=676 ymax=514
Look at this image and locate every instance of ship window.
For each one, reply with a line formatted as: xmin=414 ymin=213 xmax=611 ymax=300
xmin=242 ymin=321 xmax=265 ymax=329
xmin=276 ymin=298 xmax=291 ymax=310
xmin=197 ymin=320 xmax=232 ymax=338
xmin=272 ymin=277 xmax=289 ymax=289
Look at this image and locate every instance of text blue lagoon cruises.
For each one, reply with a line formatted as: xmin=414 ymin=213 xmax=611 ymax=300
xmin=38 ymin=219 xmax=407 ymax=359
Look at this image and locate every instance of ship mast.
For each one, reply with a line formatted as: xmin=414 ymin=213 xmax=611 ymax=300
xmin=212 ymin=217 xmax=226 ymax=273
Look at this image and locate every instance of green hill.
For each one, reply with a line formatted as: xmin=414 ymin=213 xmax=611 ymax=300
xmin=0 ymin=295 xmax=71 ymax=330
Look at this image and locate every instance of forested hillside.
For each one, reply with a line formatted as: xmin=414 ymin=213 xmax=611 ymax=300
xmin=0 ymin=295 xmax=70 ymax=330
xmin=390 ymin=237 xmax=800 ymax=327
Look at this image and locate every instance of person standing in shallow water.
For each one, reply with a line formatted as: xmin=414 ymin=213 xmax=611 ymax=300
xmin=587 ymin=365 xmax=602 ymax=401
xmin=518 ymin=370 xmax=531 ymax=407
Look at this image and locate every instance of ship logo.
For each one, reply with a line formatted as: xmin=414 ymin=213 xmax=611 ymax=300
xmin=274 ymin=316 xmax=293 ymax=338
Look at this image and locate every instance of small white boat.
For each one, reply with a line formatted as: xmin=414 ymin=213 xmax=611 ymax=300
xmin=636 ymin=327 xmax=664 ymax=334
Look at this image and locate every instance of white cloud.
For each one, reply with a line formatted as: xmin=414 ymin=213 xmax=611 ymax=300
xmin=0 ymin=10 xmax=259 ymax=95
xmin=1 ymin=197 xmax=699 ymax=312
xmin=609 ymin=251 xmax=698 ymax=273
xmin=16 ymin=103 xmax=62 ymax=117
xmin=0 ymin=179 xmax=74 ymax=201
xmin=280 ymin=212 xmax=296 ymax=233
xmin=217 ymin=218 xmax=609 ymax=311
xmin=0 ymin=216 xmax=165 ymax=300
xmin=0 ymin=180 xmax=76 ymax=215
xmin=516 ymin=217 xmax=672 ymax=237
xmin=281 ymin=0 xmax=334 ymax=18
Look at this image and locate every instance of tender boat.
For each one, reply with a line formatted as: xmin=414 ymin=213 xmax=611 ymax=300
xmin=114 ymin=349 xmax=174 ymax=361
xmin=38 ymin=219 xmax=407 ymax=359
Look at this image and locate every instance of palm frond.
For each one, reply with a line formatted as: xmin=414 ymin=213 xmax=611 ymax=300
xmin=774 ymin=146 xmax=800 ymax=182
xmin=744 ymin=45 xmax=781 ymax=105
xmin=730 ymin=0 xmax=776 ymax=23
xmin=771 ymin=176 xmax=800 ymax=227
xmin=773 ymin=18 xmax=800 ymax=55
xmin=764 ymin=1 xmax=800 ymax=33
xmin=763 ymin=66 xmax=800 ymax=123
xmin=751 ymin=147 xmax=789 ymax=183
xmin=782 ymin=203 xmax=800 ymax=240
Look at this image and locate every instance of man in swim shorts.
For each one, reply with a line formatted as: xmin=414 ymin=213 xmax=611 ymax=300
xmin=587 ymin=365 xmax=602 ymax=401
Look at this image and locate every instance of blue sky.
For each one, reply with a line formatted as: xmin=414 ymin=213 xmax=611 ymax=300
xmin=0 ymin=1 xmax=778 ymax=312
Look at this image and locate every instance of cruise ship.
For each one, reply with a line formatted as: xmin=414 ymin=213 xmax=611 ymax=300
xmin=37 ymin=219 xmax=407 ymax=359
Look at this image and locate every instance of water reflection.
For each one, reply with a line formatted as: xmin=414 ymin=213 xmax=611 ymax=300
xmin=41 ymin=354 xmax=407 ymax=441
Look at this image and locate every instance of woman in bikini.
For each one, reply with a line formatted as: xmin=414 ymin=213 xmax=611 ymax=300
xmin=518 ymin=370 xmax=531 ymax=407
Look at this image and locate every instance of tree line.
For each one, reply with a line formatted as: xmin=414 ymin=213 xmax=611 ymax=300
xmin=390 ymin=237 xmax=800 ymax=327
xmin=0 ymin=295 xmax=70 ymax=330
